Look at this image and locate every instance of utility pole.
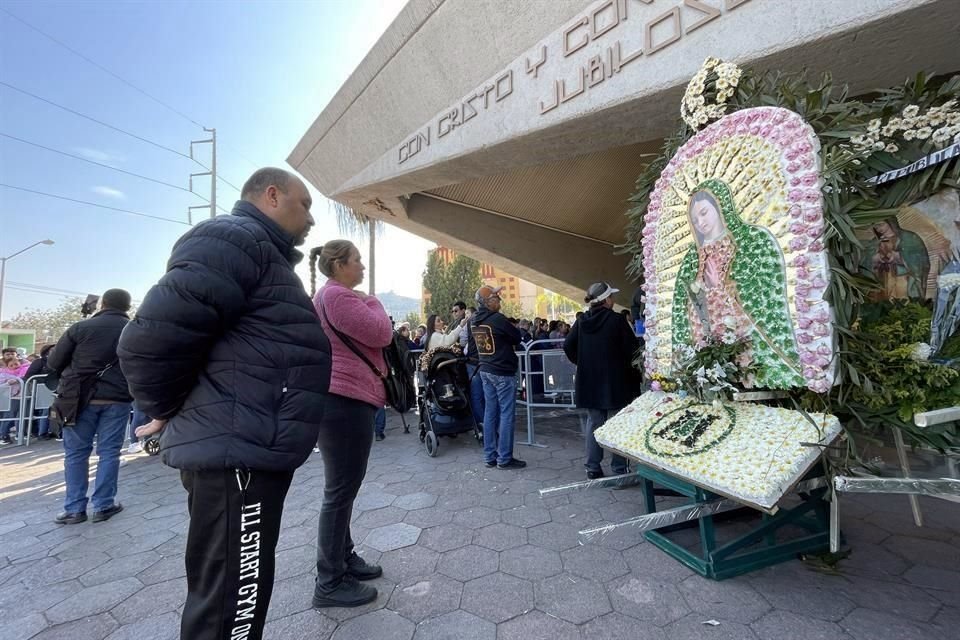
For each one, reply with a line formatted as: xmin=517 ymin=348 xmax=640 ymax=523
xmin=188 ymin=127 xmax=217 ymax=224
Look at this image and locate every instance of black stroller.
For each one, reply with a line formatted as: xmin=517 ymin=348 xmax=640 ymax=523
xmin=417 ymin=345 xmax=482 ymax=457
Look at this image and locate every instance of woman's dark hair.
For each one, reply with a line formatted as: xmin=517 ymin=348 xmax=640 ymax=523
xmin=424 ymin=314 xmax=440 ymax=349
xmin=40 ymin=344 xmax=55 ymax=357
xmin=307 ymin=240 xmax=356 ymax=295
xmin=548 ymin=320 xmax=559 ymax=333
xmin=621 ymin=309 xmax=632 ymax=320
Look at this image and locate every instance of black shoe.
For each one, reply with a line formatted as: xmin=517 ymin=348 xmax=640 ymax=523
xmin=484 ymin=460 xmax=497 ymax=468
xmin=55 ymin=511 xmax=87 ymax=525
xmin=375 ymin=433 xmax=385 ymax=441
xmin=403 ymin=426 xmax=410 ymax=434
xmin=346 ymin=552 xmax=383 ymax=581
xmin=586 ymin=470 xmax=605 ymax=480
xmin=313 ymin=576 xmax=378 ymax=608
xmin=497 ymin=458 xmax=527 ymax=469
xmin=91 ymin=503 xmax=124 ymax=522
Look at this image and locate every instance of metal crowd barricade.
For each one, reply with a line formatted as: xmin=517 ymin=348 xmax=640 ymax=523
xmin=20 ymin=375 xmax=54 ymax=446
xmin=0 ymin=376 xmax=24 ymax=445
xmin=516 ymin=338 xmax=578 ymax=448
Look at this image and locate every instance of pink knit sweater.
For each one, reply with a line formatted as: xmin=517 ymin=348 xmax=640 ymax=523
xmin=314 ymin=280 xmax=393 ymax=408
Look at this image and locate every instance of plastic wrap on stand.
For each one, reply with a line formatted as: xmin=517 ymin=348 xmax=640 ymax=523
xmin=539 ymin=473 xmax=640 ymax=498
xmin=578 ymin=498 xmax=742 ymax=544
xmin=834 ymin=475 xmax=960 ymax=500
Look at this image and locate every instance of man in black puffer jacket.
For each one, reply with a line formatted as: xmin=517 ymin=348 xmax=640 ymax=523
xmin=48 ymin=289 xmax=133 ymax=525
xmin=118 ymin=168 xmax=331 ymax=640
xmin=564 ymin=282 xmax=642 ymax=479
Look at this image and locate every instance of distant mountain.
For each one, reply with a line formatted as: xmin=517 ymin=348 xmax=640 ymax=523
xmin=377 ymin=290 xmax=420 ymax=321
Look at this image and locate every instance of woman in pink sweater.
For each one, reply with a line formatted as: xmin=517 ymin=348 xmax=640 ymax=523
xmin=309 ymin=239 xmax=393 ymax=609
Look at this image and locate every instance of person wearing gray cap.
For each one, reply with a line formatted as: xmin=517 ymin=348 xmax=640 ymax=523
xmin=563 ymin=282 xmax=640 ymax=479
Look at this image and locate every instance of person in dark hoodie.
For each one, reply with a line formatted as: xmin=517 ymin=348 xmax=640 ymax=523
xmin=118 ymin=168 xmax=331 ymax=640
xmin=564 ymin=282 xmax=640 ymax=479
xmin=469 ymin=285 xmax=526 ymax=469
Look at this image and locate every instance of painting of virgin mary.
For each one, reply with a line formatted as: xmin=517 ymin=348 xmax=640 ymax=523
xmin=671 ymin=179 xmax=805 ymax=389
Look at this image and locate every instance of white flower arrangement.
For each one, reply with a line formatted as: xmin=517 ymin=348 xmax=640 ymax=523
xmin=851 ymin=99 xmax=959 ymax=156
xmin=909 ymin=342 xmax=932 ymax=361
xmin=594 ymin=391 xmax=842 ymax=510
xmin=681 ymin=57 xmax=743 ymax=130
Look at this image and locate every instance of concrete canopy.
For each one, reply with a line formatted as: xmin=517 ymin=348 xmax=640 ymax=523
xmin=290 ymin=0 xmax=960 ymax=302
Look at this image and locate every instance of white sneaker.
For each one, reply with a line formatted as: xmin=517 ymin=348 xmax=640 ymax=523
xmin=127 ymin=442 xmax=143 ymax=454
xmin=313 ymin=446 xmax=320 ymax=453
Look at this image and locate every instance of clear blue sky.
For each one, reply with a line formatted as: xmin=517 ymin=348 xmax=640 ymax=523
xmin=0 ymin=0 xmax=432 ymax=320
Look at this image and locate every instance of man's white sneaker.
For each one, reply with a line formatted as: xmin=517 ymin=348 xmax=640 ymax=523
xmin=127 ymin=442 xmax=143 ymax=454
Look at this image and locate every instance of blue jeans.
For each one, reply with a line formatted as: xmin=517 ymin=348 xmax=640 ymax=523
xmin=129 ymin=403 xmax=150 ymax=443
xmin=466 ymin=364 xmax=485 ymax=426
xmin=36 ymin=409 xmax=50 ymax=437
xmin=480 ymin=371 xmax=517 ymax=465
xmin=585 ymin=409 xmax=630 ymax=475
xmin=374 ymin=407 xmax=386 ymax=436
xmin=63 ymin=402 xmax=131 ymax=513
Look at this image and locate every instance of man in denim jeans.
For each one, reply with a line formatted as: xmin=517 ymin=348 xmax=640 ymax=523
xmin=48 ymin=289 xmax=132 ymax=524
xmin=469 ymin=285 xmax=526 ymax=470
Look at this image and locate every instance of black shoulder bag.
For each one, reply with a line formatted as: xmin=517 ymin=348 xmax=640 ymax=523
xmin=49 ymin=359 xmax=118 ymax=429
xmin=319 ymin=302 xmax=409 ymax=413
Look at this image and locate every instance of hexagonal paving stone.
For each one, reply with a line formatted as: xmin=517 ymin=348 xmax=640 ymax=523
xmin=663 ymin=613 xmax=760 ymax=640
xmin=560 ymin=545 xmax=630 ymax=581
xmin=473 ymin=523 xmax=527 ymax=552
xmin=274 ymin=544 xmax=318 ymax=582
xmin=365 ymin=523 xmax=422 ymax=552
xmin=621 ymin=542 xmax=695 ymax=584
xmin=394 ymin=492 xmax=438 ymax=511
xmin=836 ymin=575 xmax=943 ymax=622
xmin=104 ymin=611 xmax=181 ymax=640
xmin=499 ymin=545 xmax=563 ymax=581
xmin=535 ymin=572 xmax=611 ymax=624
xmin=404 ymin=507 xmax=455 ymax=528
xmin=497 ymin=610 xmax=581 ymax=640
xmin=527 ymin=521 xmax=580 ymax=551
xmin=137 ymin=554 xmax=187 ymax=586
xmin=883 ymin=535 xmax=960 ymax=567
xmin=839 ymin=607 xmax=935 ymax=640
xmin=750 ymin=610 xmax=854 ymax=640
xmin=379 ymin=544 xmax=440 ymax=583
xmin=746 ymin=567 xmax=855 ymax=622
xmin=355 ymin=492 xmax=397 ymax=512
xmin=31 ymin=612 xmax=120 ymax=639
xmin=388 ymin=573 xmax=463 ymax=622
xmin=419 ymin=524 xmax=475 ymax=553
xmin=479 ymin=491 xmax=525 ymax=511
xmin=111 ymin=577 xmax=186 ymax=624
xmin=263 ymin=610 xmax=338 ymax=640
xmin=35 ymin=551 xmax=112 ymax=585
xmin=79 ymin=551 xmax=162 ymax=588
xmin=677 ymin=574 xmax=770 ymax=624
xmin=45 ymin=577 xmax=144 ymax=624
xmin=461 ymin=572 xmax=533 ymax=623
xmin=452 ymin=507 xmax=500 ymax=529
xmin=436 ymin=493 xmax=482 ymax=512
xmin=355 ymin=506 xmax=408 ymax=529
xmin=606 ymin=575 xmax=691 ymax=627
xmin=412 ymin=609 xmax=495 ymax=640
xmin=549 ymin=504 xmax=602 ymax=529
xmin=331 ymin=609 xmax=415 ymax=640
xmin=437 ymin=545 xmax=499 ymax=582
xmin=501 ymin=505 xmax=552 ymax=528
xmin=581 ymin=612 xmax=668 ymax=640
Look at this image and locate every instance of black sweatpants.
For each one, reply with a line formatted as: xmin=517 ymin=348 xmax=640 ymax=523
xmin=315 ymin=394 xmax=375 ymax=590
xmin=180 ymin=468 xmax=293 ymax=640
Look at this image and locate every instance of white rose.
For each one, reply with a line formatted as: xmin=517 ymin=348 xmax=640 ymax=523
xmin=916 ymin=127 xmax=932 ymax=139
xmin=902 ymin=105 xmax=920 ymax=118
xmin=903 ymin=130 xmax=916 ymax=141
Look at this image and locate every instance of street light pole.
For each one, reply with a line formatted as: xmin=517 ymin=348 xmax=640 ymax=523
xmin=0 ymin=239 xmax=55 ymax=328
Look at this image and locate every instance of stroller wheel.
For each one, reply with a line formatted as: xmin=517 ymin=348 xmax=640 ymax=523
xmin=425 ymin=431 xmax=439 ymax=457
xmin=144 ymin=438 xmax=161 ymax=456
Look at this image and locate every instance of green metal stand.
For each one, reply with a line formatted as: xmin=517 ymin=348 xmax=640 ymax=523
xmin=636 ymin=464 xmax=832 ymax=580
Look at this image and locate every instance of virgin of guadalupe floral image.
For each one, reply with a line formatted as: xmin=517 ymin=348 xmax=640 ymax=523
xmin=672 ymin=179 xmax=805 ymax=389
xmin=861 ymin=216 xmax=930 ymax=301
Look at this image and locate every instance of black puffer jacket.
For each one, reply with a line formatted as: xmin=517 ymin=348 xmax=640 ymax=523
xmin=118 ymin=201 xmax=332 ymax=472
xmin=563 ymin=305 xmax=641 ymax=411
xmin=48 ymin=309 xmax=131 ymax=403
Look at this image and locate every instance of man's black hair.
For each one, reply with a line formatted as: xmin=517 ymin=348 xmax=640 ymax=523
xmin=452 ymin=301 xmax=466 ymax=311
xmin=102 ymin=288 xmax=132 ymax=312
xmin=241 ymin=167 xmax=293 ymax=200
xmin=1 ymin=347 xmax=15 ymax=353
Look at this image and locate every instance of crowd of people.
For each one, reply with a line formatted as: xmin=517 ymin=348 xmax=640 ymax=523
xmin=0 ymin=167 xmax=646 ymax=640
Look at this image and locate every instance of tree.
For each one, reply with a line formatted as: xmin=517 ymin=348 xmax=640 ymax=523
xmin=331 ymin=201 xmax=382 ymax=295
xmin=401 ymin=311 xmax=423 ymax=329
xmin=6 ymin=297 xmax=85 ymax=344
xmin=499 ymin=300 xmax=529 ymax=320
xmin=422 ymin=253 xmax=483 ymax=319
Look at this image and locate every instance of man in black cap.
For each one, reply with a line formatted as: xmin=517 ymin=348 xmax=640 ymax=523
xmin=564 ymin=282 xmax=640 ymax=479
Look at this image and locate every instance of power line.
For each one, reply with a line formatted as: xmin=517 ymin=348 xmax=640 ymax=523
xmin=0 ymin=80 xmax=199 ymax=163
xmin=0 ymin=132 xmax=231 ymax=214
xmin=0 ymin=6 xmax=206 ymax=130
xmin=217 ymin=174 xmax=241 ymax=194
xmin=7 ymin=283 xmax=142 ymax=305
xmin=1 ymin=132 xmax=197 ymax=195
xmin=1 ymin=7 xmax=263 ymax=173
xmin=0 ymin=183 xmax=191 ymax=226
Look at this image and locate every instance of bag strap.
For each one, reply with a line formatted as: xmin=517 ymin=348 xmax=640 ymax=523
xmin=318 ymin=294 xmax=386 ymax=379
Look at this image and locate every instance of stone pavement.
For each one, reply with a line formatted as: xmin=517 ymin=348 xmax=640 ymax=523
xmin=1 ymin=409 xmax=958 ymax=640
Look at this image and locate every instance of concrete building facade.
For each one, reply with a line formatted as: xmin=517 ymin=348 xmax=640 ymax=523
xmin=290 ymin=0 xmax=959 ymax=301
